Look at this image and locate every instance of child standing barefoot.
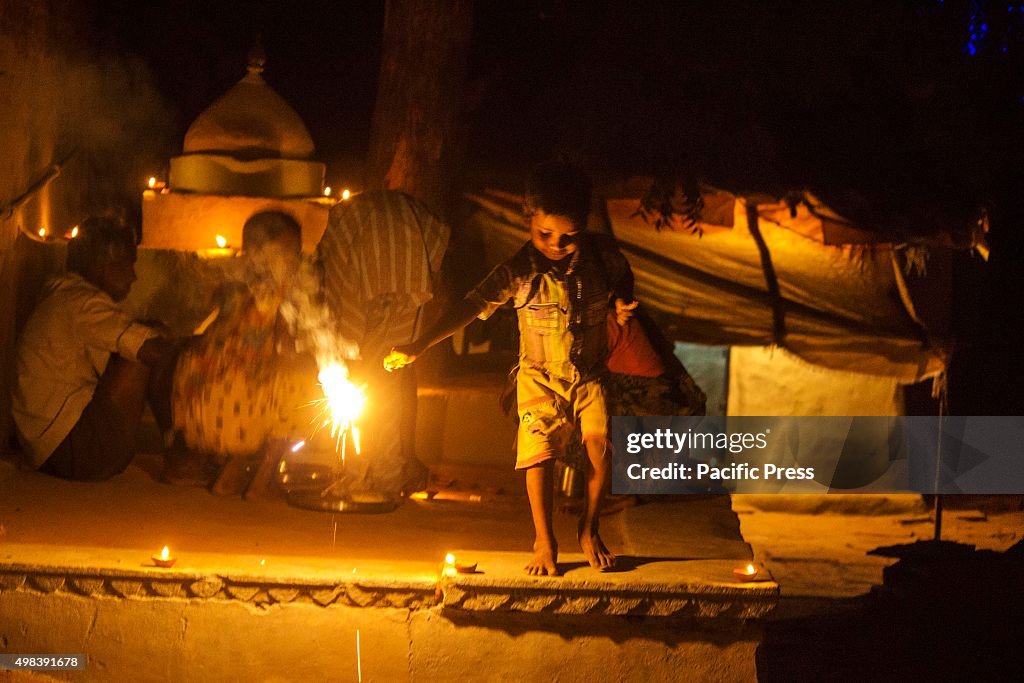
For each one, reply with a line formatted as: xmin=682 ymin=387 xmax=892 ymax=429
xmin=384 ymin=161 xmax=636 ymax=575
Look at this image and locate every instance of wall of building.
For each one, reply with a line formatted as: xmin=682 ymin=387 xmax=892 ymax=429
xmin=0 ymin=0 xmax=170 ymax=456
xmin=0 ymin=590 xmax=761 ymax=681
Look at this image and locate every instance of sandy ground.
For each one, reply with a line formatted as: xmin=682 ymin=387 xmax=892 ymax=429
xmin=0 ymin=454 xmax=752 ymax=583
xmin=734 ymin=496 xmax=1024 ymax=602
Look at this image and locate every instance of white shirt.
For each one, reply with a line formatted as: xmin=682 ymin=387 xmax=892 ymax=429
xmin=11 ymin=273 xmax=156 ymax=467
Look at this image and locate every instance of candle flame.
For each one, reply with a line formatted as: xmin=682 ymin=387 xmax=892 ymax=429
xmin=38 ymin=228 xmax=46 ymax=238
xmin=148 ymin=176 xmax=157 ymax=188
xmin=161 ymin=546 xmax=170 ymax=561
xmin=746 ymin=563 xmax=756 ymax=574
xmin=215 ymin=234 xmax=228 ymax=248
xmin=70 ymin=226 xmax=79 ymax=238
xmin=324 ymin=186 xmax=332 ymax=196
xmin=445 ymin=553 xmax=456 ymax=565
xmin=341 ymin=189 xmax=351 ymax=200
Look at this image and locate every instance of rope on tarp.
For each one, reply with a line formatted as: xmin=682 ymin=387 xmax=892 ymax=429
xmin=745 ymin=200 xmax=787 ymax=346
xmin=932 ymin=370 xmax=948 ymax=541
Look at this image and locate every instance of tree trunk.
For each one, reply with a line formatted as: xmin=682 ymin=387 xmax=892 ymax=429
xmin=365 ymin=0 xmax=473 ymax=217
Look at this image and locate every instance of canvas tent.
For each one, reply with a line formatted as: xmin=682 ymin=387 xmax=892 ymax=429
xmin=460 ymin=185 xmax=952 ymax=416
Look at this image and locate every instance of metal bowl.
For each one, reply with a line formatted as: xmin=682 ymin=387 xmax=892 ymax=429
xmin=286 ymin=490 xmax=399 ymax=514
xmin=276 ymin=462 xmax=335 ymax=494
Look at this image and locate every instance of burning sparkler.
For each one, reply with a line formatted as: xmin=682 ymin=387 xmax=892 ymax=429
xmin=312 ymin=361 xmax=367 ymax=461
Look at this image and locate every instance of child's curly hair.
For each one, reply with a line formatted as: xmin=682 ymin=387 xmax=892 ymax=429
xmin=523 ymin=160 xmax=592 ymax=230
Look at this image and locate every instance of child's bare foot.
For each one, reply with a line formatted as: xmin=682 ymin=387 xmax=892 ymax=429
xmin=525 ymin=539 xmax=560 ymax=576
xmin=210 ymin=457 xmax=252 ymax=496
xmin=578 ymin=523 xmax=616 ymax=570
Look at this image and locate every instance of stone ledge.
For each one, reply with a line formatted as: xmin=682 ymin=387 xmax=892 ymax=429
xmin=0 ymin=551 xmax=777 ymax=619
xmin=438 ymin=551 xmax=778 ymax=619
xmin=0 ymin=563 xmax=436 ymax=610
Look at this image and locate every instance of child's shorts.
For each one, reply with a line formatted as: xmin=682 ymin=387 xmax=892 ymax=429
xmin=515 ymin=365 xmax=609 ymax=469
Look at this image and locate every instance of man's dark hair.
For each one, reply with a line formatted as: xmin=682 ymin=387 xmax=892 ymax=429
xmin=242 ymin=211 xmax=302 ymax=249
xmin=523 ymin=160 xmax=592 ymax=230
xmin=66 ymin=215 xmax=137 ymax=275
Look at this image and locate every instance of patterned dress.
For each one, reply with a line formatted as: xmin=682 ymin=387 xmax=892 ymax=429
xmin=172 ymin=284 xmax=319 ymax=459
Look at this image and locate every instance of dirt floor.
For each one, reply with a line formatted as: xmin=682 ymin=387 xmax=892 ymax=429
xmin=736 ymin=495 xmax=1024 ymax=682
xmin=736 ymin=496 xmax=1024 ymax=601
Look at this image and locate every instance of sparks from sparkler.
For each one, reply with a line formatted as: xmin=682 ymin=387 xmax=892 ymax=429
xmin=305 ymin=361 xmax=367 ymax=462
xmin=356 ymin=629 xmax=363 ymax=682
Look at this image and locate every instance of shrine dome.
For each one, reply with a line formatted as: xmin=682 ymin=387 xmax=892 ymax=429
xmin=182 ymin=56 xmax=315 ymax=160
xmin=143 ymin=48 xmax=334 ymax=253
xmin=166 ymin=50 xmax=325 ymax=198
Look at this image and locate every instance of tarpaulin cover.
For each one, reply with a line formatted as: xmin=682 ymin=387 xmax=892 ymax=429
xmin=463 ymin=188 xmax=948 ymax=383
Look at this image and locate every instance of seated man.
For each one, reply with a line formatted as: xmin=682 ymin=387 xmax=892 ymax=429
xmin=12 ymin=215 xmax=180 ymax=481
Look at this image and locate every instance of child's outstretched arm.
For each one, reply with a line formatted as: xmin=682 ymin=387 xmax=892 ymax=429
xmin=383 ymin=297 xmax=486 ymax=371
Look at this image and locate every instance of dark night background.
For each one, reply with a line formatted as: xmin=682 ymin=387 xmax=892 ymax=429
xmin=89 ymin=0 xmax=1024 ymax=412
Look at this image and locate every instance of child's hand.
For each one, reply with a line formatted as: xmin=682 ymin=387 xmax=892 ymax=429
xmin=614 ymin=298 xmax=639 ymax=326
xmin=383 ymin=345 xmax=418 ymax=372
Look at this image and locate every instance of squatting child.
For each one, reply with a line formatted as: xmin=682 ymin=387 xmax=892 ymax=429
xmin=384 ymin=161 xmax=637 ymax=575
xmin=172 ymin=210 xmax=322 ymax=498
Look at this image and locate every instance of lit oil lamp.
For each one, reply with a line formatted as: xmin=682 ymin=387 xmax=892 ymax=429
xmin=323 ymin=186 xmax=332 ymax=197
xmin=443 ymin=552 xmax=477 ymax=576
xmin=198 ymin=234 xmax=235 ymax=259
xmin=152 ymin=545 xmax=177 ymax=568
xmin=341 ymin=189 xmax=351 ymax=200
xmin=732 ymin=562 xmax=759 ymax=579
xmin=146 ymin=176 xmax=167 ymax=190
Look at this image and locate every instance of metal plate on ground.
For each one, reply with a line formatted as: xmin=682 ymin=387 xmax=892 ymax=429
xmin=287 ymin=490 xmax=399 ymax=514
xmin=277 ymin=462 xmax=334 ymax=493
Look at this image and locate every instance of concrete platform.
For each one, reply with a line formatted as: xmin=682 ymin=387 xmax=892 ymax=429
xmin=0 ymin=457 xmax=775 ymax=616
xmin=0 ymin=457 xmax=774 ymax=681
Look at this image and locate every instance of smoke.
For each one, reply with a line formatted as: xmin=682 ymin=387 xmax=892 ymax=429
xmin=216 ymin=245 xmax=359 ymax=369
xmin=279 ymin=256 xmax=360 ymax=368
xmin=59 ymin=52 xmax=176 ymax=213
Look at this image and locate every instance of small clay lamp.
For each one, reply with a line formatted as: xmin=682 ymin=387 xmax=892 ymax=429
xmin=152 ymin=546 xmax=177 ymax=568
xmin=732 ymin=562 xmax=759 ymax=579
xmin=442 ymin=552 xmax=477 ymax=576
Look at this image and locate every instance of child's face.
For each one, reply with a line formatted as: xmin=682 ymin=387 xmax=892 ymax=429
xmin=245 ymin=237 xmax=301 ymax=292
xmin=530 ymin=211 xmax=580 ymax=262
